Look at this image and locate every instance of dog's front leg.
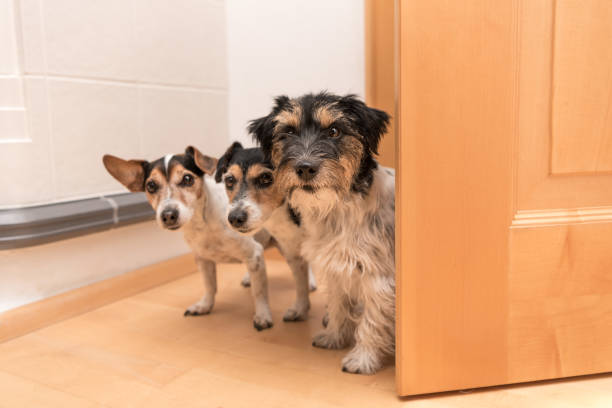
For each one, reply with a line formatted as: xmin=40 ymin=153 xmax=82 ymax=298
xmin=184 ymin=258 xmax=217 ymax=316
xmin=244 ymin=243 xmax=273 ymax=330
xmin=341 ymin=274 xmax=395 ymax=374
xmin=282 ymin=257 xmax=310 ymax=322
xmin=312 ymin=274 xmax=354 ymax=349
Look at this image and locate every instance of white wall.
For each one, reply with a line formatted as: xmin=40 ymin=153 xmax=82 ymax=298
xmin=1 ymin=1 xmax=366 ymax=312
xmin=0 ymin=222 xmax=189 ymax=313
xmin=0 ymin=0 xmax=226 ymax=312
xmin=226 ymin=0 xmax=365 ymax=146
xmin=1 ymin=0 xmax=229 ymax=208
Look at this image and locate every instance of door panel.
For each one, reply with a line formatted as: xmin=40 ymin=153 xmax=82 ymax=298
xmin=518 ymin=0 xmax=612 ymax=209
xmin=552 ymin=0 xmax=612 ymax=174
xmin=397 ymin=0 xmax=612 ymax=396
xmin=509 ymin=222 xmax=612 ymax=381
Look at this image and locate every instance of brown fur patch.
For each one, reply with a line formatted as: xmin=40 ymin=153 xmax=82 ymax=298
xmin=245 ymin=165 xmax=285 ymax=209
xmin=273 ymin=102 xmax=302 ymax=131
xmin=102 ymin=155 xmax=146 ymax=192
xmin=245 ymin=163 xmax=268 ymax=180
xmin=314 ymin=105 xmax=341 ymax=128
xmin=225 ymin=164 xmax=243 ymax=201
xmin=145 ymin=167 xmax=167 ymax=210
xmin=270 ymin=142 xmax=284 ymax=168
xmin=188 ymin=145 xmax=217 ymax=175
xmin=169 ymin=164 xmax=202 ymax=202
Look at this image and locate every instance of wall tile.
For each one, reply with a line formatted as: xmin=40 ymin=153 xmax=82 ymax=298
xmin=0 ymin=110 xmax=27 ymax=141
xmin=139 ymin=86 xmax=228 ymax=159
xmin=0 ymin=77 xmax=24 ymax=106
xmin=48 ymin=79 xmax=139 ymax=198
xmin=133 ymin=0 xmax=227 ymax=87
xmin=17 ymin=0 xmax=47 ymax=74
xmin=0 ymin=78 xmax=54 ymax=207
xmin=42 ymin=0 xmax=136 ymax=80
xmin=0 ymin=0 xmax=20 ymax=74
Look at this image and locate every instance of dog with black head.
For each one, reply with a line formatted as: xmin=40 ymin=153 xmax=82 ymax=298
xmin=215 ymin=142 xmax=317 ymax=322
xmin=249 ymin=92 xmax=395 ymax=374
xmin=102 ymin=146 xmax=274 ymax=331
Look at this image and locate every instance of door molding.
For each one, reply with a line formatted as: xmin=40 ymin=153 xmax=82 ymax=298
xmin=512 ymin=206 xmax=612 ymax=227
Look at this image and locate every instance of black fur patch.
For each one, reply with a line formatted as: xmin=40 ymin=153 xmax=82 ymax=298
xmin=287 ymin=204 xmax=301 ymax=227
xmin=215 ymin=142 xmax=273 ymax=182
xmin=215 ymin=141 xmax=244 ymax=183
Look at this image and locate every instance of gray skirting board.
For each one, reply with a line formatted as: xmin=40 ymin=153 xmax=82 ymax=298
xmin=0 ymin=193 xmax=154 ymax=250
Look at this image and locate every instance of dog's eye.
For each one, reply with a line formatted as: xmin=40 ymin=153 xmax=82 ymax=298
xmin=146 ymin=180 xmax=158 ymax=194
xmin=328 ymin=127 xmax=340 ymax=138
xmin=224 ymin=176 xmax=236 ymax=189
xmin=180 ymin=174 xmax=194 ymax=187
xmin=256 ymin=173 xmax=273 ymax=188
xmin=275 ymin=128 xmax=294 ymax=142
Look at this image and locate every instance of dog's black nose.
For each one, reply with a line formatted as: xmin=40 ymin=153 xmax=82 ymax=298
xmin=228 ymin=210 xmax=248 ymax=228
xmin=161 ymin=208 xmax=179 ymax=227
xmin=294 ymin=161 xmax=319 ymax=181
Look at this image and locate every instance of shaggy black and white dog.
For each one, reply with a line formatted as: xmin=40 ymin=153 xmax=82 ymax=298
xmin=249 ymin=92 xmax=395 ymax=374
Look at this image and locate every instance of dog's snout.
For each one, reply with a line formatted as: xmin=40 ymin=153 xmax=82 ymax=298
xmin=294 ymin=161 xmax=319 ymax=181
xmin=161 ymin=208 xmax=179 ymax=227
xmin=228 ymin=210 xmax=248 ymax=228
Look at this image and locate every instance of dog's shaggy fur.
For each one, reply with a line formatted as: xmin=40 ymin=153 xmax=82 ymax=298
xmin=249 ymin=92 xmax=395 ymax=374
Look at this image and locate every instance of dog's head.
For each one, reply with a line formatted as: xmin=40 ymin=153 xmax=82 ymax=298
xmin=102 ymin=146 xmax=217 ymax=230
xmin=248 ymin=92 xmax=389 ymax=213
xmin=215 ymin=142 xmax=284 ymax=234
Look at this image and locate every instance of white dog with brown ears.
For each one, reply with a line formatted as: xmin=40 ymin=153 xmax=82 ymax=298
xmin=102 ymin=146 xmax=278 ymax=330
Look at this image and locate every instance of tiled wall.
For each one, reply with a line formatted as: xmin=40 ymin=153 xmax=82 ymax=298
xmin=1 ymin=0 xmax=228 ymax=208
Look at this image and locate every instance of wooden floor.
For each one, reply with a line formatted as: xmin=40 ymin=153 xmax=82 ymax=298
xmin=1 ymin=257 xmax=611 ymax=407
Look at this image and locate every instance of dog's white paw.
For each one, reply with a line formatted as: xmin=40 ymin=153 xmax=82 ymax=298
xmin=341 ymin=346 xmax=382 ymax=375
xmin=308 ymin=281 xmax=317 ymax=292
xmin=283 ymin=300 xmax=310 ymax=322
xmin=184 ymin=300 xmax=214 ymax=316
xmin=312 ymin=329 xmax=346 ymax=349
xmin=241 ymin=273 xmax=251 ymax=287
xmin=253 ymin=312 xmax=273 ymax=331
xmin=282 ymin=307 xmax=307 ymax=322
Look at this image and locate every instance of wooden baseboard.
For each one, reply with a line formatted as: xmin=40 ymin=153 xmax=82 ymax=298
xmin=0 ymin=254 xmax=197 ymax=343
xmin=0 ymin=248 xmax=285 ymax=344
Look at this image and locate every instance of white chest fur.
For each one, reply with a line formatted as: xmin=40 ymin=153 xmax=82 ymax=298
xmin=182 ymin=176 xmax=254 ymax=263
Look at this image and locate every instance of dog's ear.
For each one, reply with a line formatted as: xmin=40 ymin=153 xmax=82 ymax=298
xmin=102 ymin=155 xmax=147 ymax=192
xmin=247 ymin=116 xmax=270 ymax=146
xmin=185 ymin=146 xmax=217 ymax=176
xmin=248 ymin=95 xmax=291 ymax=155
xmin=215 ymin=142 xmax=243 ymax=182
xmin=339 ymin=95 xmax=390 ymax=155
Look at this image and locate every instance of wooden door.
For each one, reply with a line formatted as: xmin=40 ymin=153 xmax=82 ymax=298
xmin=396 ymin=0 xmax=612 ymax=396
xmin=365 ymin=0 xmax=395 ymax=168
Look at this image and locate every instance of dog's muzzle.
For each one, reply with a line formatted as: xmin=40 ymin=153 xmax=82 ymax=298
xmin=294 ymin=160 xmax=320 ymax=182
xmin=161 ymin=207 xmax=179 ymax=229
xmin=228 ymin=209 xmax=248 ymax=228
